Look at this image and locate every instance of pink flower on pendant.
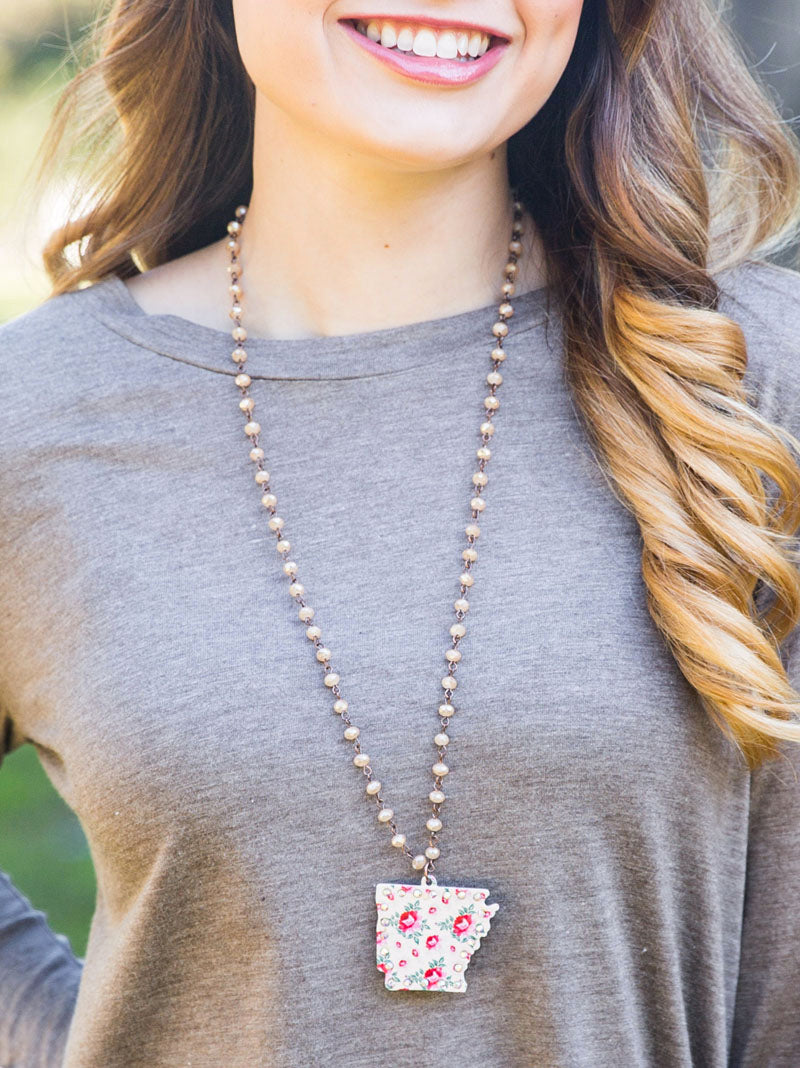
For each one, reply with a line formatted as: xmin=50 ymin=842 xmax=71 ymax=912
xmin=398 ymin=910 xmax=422 ymax=934
xmin=377 ymin=962 xmax=393 ymax=973
xmin=425 ymin=934 xmax=440 ymax=950
xmin=376 ymin=931 xmax=385 ymax=944
xmin=453 ymin=913 xmax=475 ymax=938
xmin=424 ymin=966 xmax=444 ymax=989
xmin=412 ymin=948 xmax=419 ymax=957
xmin=399 ymin=959 xmax=407 ymax=966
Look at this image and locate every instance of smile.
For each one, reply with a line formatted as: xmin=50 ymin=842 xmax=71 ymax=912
xmin=337 ymin=15 xmax=510 ymax=86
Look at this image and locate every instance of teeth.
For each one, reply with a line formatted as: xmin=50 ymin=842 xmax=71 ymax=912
xmin=353 ymin=19 xmax=491 ymax=59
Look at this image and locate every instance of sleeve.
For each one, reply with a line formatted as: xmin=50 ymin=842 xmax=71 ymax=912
xmin=724 ymin=259 xmax=800 ymax=1066
xmin=0 ymin=709 xmax=84 ymax=1068
xmin=728 ymin=625 xmax=800 ymax=1066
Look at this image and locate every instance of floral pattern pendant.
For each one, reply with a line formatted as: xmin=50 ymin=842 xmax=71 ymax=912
xmin=375 ymin=880 xmax=500 ymax=992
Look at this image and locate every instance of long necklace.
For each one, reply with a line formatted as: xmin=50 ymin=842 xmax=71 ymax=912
xmin=223 ymin=194 xmax=526 ymax=993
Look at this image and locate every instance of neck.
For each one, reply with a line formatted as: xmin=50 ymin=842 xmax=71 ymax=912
xmin=235 ymin=90 xmax=547 ymax=340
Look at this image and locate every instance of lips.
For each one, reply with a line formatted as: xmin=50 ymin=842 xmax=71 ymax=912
xmin=337 ymin=16 xmax=509 ymax=86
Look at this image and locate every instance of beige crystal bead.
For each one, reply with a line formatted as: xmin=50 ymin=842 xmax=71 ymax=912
xmin=306 ymin=625 xmax=321 ymax=640
xmin=491 ymin=323 xmax=508 ymax=339
xmin=465 ymin=524 xmax=480 ymax=538
xmin=324 ymin=673 xmax=340 ymax=687
xmin=472 ymin=471 xmax=488 ymax=486
xmin=365 ymin=780 xmax=381 ymax=795
xmin=255 ymin=470 xmax=270 ymax=484
xmin=429 ymin=789 xmax=446 ymax=803
xmin=333 ymin=699 xmax=348 ymax=713
xmin=454 ymin=598 xmax=469 ymax=613
xmin=377 ymin=808 xmax=394 ymax=823
xmin=391 ymin=833 xmax=406 ymax=848
xmin=471 ymin=497 xmax=486 ymax=511
xmin=277 ymin=539 xmax=292 ymax=553
xmin=233 ymin=326 xmax=247 ymax=342
xmin=315 ymin=646 xmax=331 ymax=661
xmin=353 ymin=753 xmax=370 ymax=767
xmin=432 ymin=762 xmax=449 ymax=777
xmin=268 ymin=516 xmax=285 ymax=530
xmin=283 ymin=561 xmax=298 ymax=576
xmin=480 ymin=421 xmax=495 ymax=435
xmin=498 ymin=302 xmax=514 ymax=318
xmin=289 ymin=582 xmax=304 ymax=597
xmin=299 ymin=606 xmax=314 ymax=621
xmin=244 ymin=420 xmax=260 ymax=436
xmin=249 ymin=446 xmax=264 ymax=461
xmin=462 ymin=548 xmax=477 ymax=563
xmin=344 ymin=725 xmax=360 ymax=740
xmin=232 ymin=347 xmax=247 ymax=363
xmin=412 ymin=855 xmax=426 ymax=870
xmin=450 ymin=623 xmax=466 ymax=638
xmin=438 ymin=704 xmax=455 ymax=717
xmin=460 ymin=573 xmax=474 ymax=587
xmin=235 ymin=373 xmax=251 ymax=387
xmin=445 ymin=648 xmax=461 ymax=663
xmin=434 ymin=733 xmax=449 ymax=747
xmin=476 ymin=446 xmax=491 ymax=460
xmin=484 ymin=395 xmax=500 ymax=410
xmin=426 ymin=817 xmax=443 ymax=832
xmin=491 ymin=347 xmax=506 ymax=362
xmin=262 ymin=494 xmax=277 ymax=508
xmin=425 ymin=846 xmax=440 ymax=860
xmin=487 ymin=371 xmax=503 ymax=386
xmin=441 ymin=676 xmax=457 ymax=690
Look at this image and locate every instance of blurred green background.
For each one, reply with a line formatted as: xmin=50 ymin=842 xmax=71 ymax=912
xmin=1 ymin=0 xmax=800 ymax=961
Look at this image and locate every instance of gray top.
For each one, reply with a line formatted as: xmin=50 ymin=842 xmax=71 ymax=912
xmin=0 ymin=261 xmax=799 ymax=1067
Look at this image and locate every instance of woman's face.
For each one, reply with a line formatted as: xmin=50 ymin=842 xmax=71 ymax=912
xmin=232 ymin=1 xmax=584 ymax=170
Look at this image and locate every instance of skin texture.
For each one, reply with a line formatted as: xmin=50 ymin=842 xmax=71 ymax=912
xmin=126 ymin=2 xmax=584 ymax=339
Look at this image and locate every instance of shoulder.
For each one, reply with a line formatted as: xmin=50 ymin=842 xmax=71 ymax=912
xmin=714 ymin=258 xmax=800 ymax=429
xmin=0 ymin=281 xmax=109 ymax=372
xmin=716 ymin=257 xmax=800 ymax=340
xmin=0 ymin=279 xmax=136 ymax=437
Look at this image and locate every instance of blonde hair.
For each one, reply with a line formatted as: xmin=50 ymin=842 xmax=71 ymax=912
xmin=24 ymin=0 xmax=800 ymax=767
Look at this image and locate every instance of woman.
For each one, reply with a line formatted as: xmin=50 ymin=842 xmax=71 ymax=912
xmin=2 ymin=0 xmax=800 ymax=1064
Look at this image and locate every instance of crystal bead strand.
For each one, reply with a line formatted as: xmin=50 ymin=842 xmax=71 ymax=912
xmin=223 ymin=197 xmax=525 ymax=882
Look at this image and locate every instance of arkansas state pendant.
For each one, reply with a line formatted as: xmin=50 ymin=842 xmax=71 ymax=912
xmin=375 ymin=876 xmax=500 ymax=992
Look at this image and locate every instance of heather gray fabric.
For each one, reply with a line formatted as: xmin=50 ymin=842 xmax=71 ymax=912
xmin=1 ymin=261 xmax=799 ymax=1068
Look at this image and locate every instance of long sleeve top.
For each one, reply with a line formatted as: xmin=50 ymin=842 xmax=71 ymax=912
xmin=0 ymin=260 xmax=799 ymax=1067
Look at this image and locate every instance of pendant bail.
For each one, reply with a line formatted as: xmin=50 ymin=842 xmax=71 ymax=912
xmin=419 ymin=871 xmax=437 ymax=887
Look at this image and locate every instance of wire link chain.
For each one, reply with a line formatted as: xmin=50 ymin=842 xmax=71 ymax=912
xmin=223 ymin=195 xmax=526 ymax=880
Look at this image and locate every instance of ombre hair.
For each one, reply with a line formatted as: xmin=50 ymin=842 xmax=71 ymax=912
xmin=24 ymin=0 xmax=800 ymax=767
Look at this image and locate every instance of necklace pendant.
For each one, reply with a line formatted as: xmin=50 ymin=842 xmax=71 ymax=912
xmin=375 ymin=877 xmax=500 ymax=992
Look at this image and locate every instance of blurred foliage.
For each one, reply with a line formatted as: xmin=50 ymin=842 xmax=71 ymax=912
xmin=0 ymin=747 xmax=95 ymax=957
xmin=1 ymin=0 xmax=799 ymax=963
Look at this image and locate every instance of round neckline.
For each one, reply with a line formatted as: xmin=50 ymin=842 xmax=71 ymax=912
xmin=83 ymin=274 xmax=553 ymax=380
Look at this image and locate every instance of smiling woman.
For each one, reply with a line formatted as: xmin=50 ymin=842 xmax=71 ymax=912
xmin=3 ymin=0 xmax=800 ymax=1065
